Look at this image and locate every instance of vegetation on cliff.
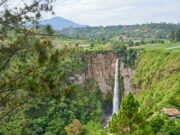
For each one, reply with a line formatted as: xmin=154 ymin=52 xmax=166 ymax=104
xmin=108 ymin=44 xmax=180 ymax=135
xmin=0 ymin=42 xmax=103 ymax=134
xmin=0 ymin=1 xmax=179 ymax=134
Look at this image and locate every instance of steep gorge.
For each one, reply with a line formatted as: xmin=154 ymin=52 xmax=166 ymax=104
xmin=72 ymin=51 xmax=134 ymax=96
xmin=69 ymin=51 xmax=134 ymax=126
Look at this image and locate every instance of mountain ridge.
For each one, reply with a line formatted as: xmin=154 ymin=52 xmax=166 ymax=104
xmin=39 ymin=16 xmax=86 ymax=30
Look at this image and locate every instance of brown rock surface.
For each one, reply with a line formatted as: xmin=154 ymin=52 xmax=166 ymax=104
xmin=70 ymin=52 xmax=134 ymax=95
xmin=86 ymin=52 xmax=116 ymax=94
xmin=161 ymin=108 xmax=180 ymax=116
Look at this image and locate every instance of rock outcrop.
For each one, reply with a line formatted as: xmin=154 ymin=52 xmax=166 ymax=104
xmin=71 ymin=51 xmax=134 ymax=96
xmin=119 ymin=61 xmax=133 ymax=96
xmin=85 ymin=52 xmax=116 ymax=94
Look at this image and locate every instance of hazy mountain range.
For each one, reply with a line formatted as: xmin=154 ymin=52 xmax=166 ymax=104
xmin=39 ymin=16 xmax=86 ymax=30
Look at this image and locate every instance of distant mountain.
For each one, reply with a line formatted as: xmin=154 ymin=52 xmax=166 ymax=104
xmin=39 ymin=17 xmax=86 ymax=30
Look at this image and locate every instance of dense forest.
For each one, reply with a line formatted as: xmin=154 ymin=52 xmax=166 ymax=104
xmin=60 ymin=23 xmax=180 ymax=42
xmin=0 ymin=0 xmax=180 ymax=135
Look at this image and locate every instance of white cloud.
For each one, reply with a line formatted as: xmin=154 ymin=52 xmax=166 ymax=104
xmin=10 ymin=0 xmax=180 ymax=26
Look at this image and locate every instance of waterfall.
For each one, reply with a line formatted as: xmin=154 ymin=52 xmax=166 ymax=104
xmin=112 ymin=59 xmax=119 ymax=114
xmin=103 ymin=58 xmax=120 ymax=127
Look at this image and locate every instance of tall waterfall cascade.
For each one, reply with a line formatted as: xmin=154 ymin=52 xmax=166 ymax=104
xmin=112 ymin=59 xmax=120 ymax=114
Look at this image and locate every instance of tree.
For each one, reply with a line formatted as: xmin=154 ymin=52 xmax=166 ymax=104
xmin=140 ymin=40 xmax=145 ymax=45
xmin=65 ymin=119 xmax=84 ymax=135
xmin=176 ymin=29 xmax=180 ymax=41
xmin=75 ymin=43 xmax=79 ymax=47
xmin=126 ymin=49 xmax=137 ymax=66
xmin=45 ymin=25 xmax=55 ymax=35
xmin=170 ymin=29 xmax=180 ymax=41
xmin=109 ymin=93 xmax=143 ymax=135
xmin=0 ymin=0 xmax=55 ymax=41
xmin=111 ymin=41 xmax=126 ymax=56
xmin=128 ymin=40 xmax=134 ymax=46
xmin=90 ymin=43 xmax=94 ymax=49
xmin=170 ymin=31 xmax=176 ymax=41
xmin=0 ymin=0 xmax=56 ymax=120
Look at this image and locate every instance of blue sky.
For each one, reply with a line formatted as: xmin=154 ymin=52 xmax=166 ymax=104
xmin=51 ymin=0 xmax=180 ymax=26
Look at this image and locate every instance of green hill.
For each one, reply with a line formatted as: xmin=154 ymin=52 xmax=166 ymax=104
xmin=60 ymin=23 xmax=180 ymax=42
xmin=108 ymin=43 xmax=180 ymax=135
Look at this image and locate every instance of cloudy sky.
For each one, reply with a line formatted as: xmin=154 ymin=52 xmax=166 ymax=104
xmin=50 ymin=0 xmax=180 ymax=26
xmin=8 ymin=0 xmax=180 ymax=26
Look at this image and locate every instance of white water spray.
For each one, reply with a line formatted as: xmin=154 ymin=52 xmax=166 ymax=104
xmin=112 ymin=59 xmax=119 ymax=114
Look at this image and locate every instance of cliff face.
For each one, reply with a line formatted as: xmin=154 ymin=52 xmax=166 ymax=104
xmin=119 ymin=62 xmax=133 ymax=96
xmin=86 ymin=52 xmax=116 ymax=94
xmin=71 ymin=52 xmax=133 ymax=95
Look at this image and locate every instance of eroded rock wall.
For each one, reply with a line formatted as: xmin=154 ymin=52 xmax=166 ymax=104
xmin=85 ymin=52 xmax=116 ymax=94
xmin=119 ymin=61 xmax=133 ymax=96
xmin=70 ymin=52 xmax=134 ymax=95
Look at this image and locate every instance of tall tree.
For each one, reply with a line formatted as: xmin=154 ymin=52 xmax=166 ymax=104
xmin=0 ymin=0 xmax=55 ymax=41
xmin=109 ymin=93 xmax=144 ymax=135
xmin=170 ymin=29 xmax=180 ymax=41
xmin=0 ymin=0 xmax=56 ymax=120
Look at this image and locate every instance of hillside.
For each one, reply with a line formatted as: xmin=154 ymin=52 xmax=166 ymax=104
xmin=133 ymin=44 xmax=180 ymax=111
xmin=1 ymin=1 xmax=180 ymax=135
xmin=39 ymin=17 xmax=85 ymax=30
xmin=60 ymin=23 xmax=180 ymax=42
xmin=108 ymin=44 xmax=180 ymax=135
xmin=1 ymin=38 xmax=179 ymax=134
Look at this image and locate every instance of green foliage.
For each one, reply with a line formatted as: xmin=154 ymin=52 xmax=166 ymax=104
xmin=111 ymin=42 xmax=137 ymax=66
xmin=170 ymin=29 xmax=180 ymax=41
xmin=120 ymin=93 xmax=140 ymax=120
xmin=45 ymin=25 xmax=54 ymax=35
xmin=0 ymin=83 xmax=102 ymax=134
xmin=148 ymin=113 xmax=180 ymax=135
xmin=0 ymin=44 xmax=102 ymax=134
xmin=108 ymin=92 xmax=180 ymax=135
xmin=0 ymin=0 xmax=54 ymax=42
xmin=61 ymin=23 xmax=180 ymax=44
xmin=108 ymin=47 xmax=180 ymax=134
xmin=111 ymin=41 xmax=127 ymax=57
xmin=150 ymin=117 xmax=165 ymax=133
xmin=131 ymin=49 xmax=180 ymax=134
xmin=33 ymin=39 xmax=51 ymax=64
xmin=128 ymin=40 xmax=134 ymax=46
xmin=109 ymin=93 xmax=144 ymax=135
xmin=65 ymin=119 xmax=84 ymax=135
xmin=84 ymin=121 xmax=102 ymax=135
xmin=133 ymin=50 xmax=180 ymax=111
xmin=160 ymin=118 xmax=180 ymax=135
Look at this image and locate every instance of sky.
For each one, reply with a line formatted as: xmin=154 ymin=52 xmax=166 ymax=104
xmin=50 ymin=0 xmax=180 ymax=26
xmin=9 ymin=0 xmax=180 ymax=26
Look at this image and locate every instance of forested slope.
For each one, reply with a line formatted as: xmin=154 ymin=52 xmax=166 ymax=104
xmin=109 ymin=46 xmax=180 ymax=135
xmin=0 ymin=42 xmax=102 ymax=135
xmin=133 ymin=49 xmax=180 ymax=111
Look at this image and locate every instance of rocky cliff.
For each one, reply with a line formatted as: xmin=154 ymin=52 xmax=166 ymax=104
xmin=85 ymin=52 xmax=116 ymax=94
xmin=119 ymin=61 xmax=133 ymax=96
xmin=71 ymin=52 xmax=134 ymax=96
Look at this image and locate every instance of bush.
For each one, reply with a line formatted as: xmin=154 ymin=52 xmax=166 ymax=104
xmin=128 ymin=40 xmax=134 ymax=46
xmin=65 ymin=119 xmax=84 ymax=135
